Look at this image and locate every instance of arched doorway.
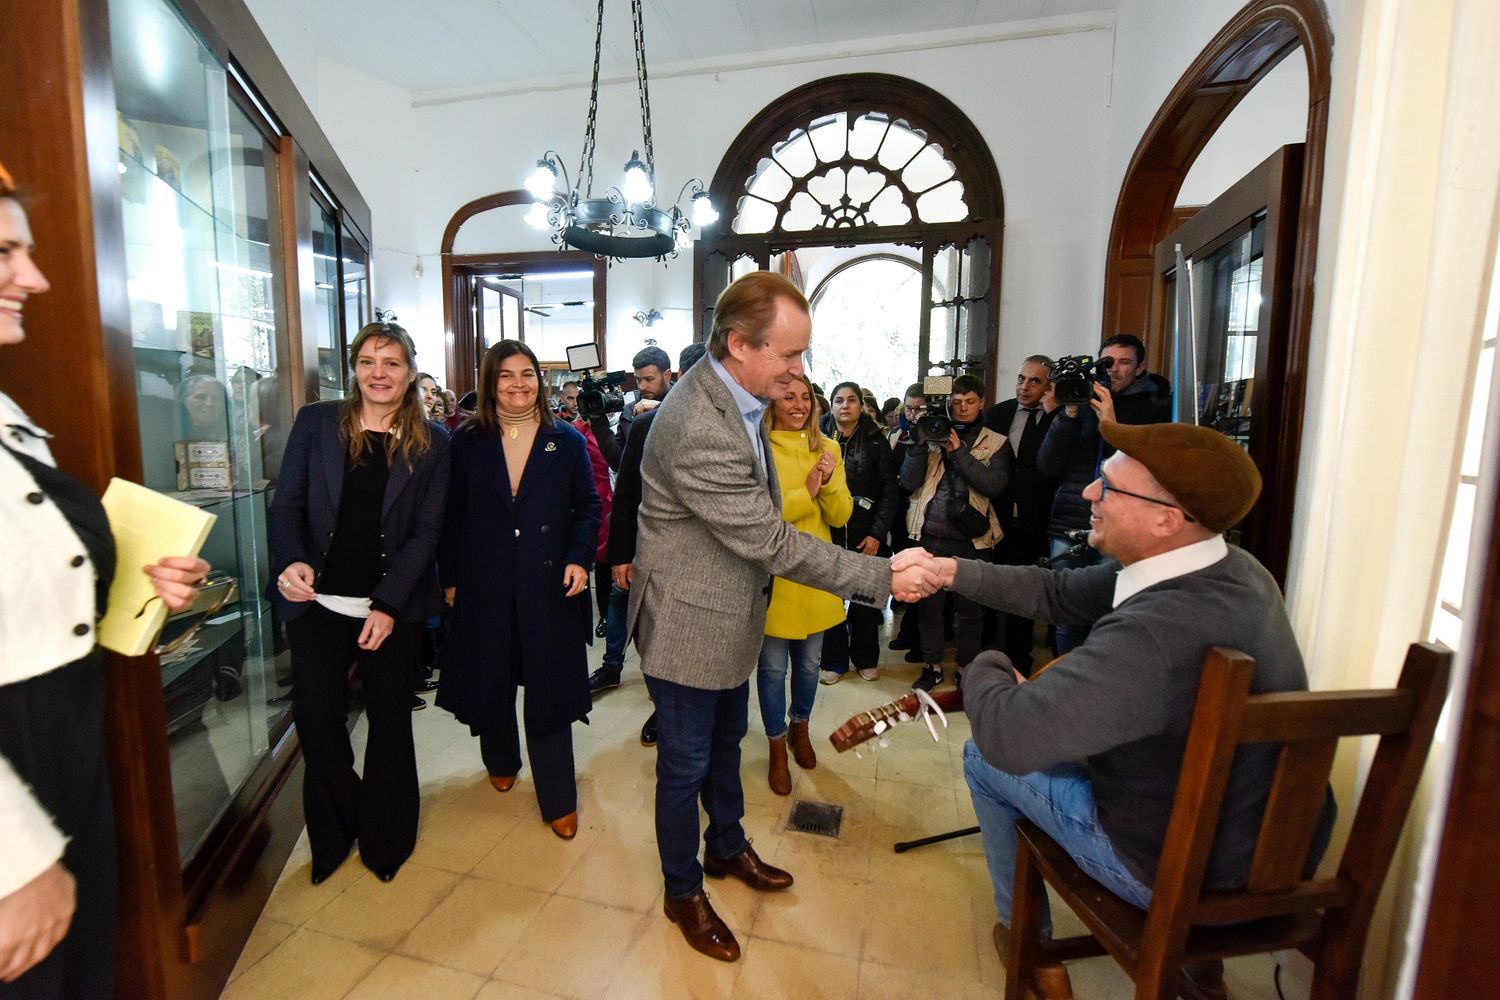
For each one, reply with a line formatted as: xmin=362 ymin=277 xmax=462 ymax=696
xmin=1104 ymin=0 xmax=1333 ymax=586
xmin=695 ymin=73 xmax=1005 ymax=397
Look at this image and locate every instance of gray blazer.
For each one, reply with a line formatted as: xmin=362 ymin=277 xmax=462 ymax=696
xmin=628 ymin=359 xmax=890 ymax=690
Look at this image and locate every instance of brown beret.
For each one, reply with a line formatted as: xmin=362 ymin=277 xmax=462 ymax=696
xmin=1098 ymin=420 xmax=1261 ymax=533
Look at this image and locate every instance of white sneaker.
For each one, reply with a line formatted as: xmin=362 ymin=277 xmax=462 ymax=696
xmin=857 ymin=667 xmax=880 ymax=681
xmin=819 ymin=670 xmax=842 ymax=685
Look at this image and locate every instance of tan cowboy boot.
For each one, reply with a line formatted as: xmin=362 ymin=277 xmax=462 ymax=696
xmin=788 ymin=720 xmax=817 ymax=770
xmin=767 ymin=736 xmax=792 ymax=795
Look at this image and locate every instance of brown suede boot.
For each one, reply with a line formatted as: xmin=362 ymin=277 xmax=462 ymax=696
xmin=788 ymin=720 xmax=817 ymax=770
xmin=767 ymin=736 xmax=792 ymax=795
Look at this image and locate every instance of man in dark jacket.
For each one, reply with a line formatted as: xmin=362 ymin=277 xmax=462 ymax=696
xmin=1036 ymin=335 xmax=1170 ymax=652
xmin=590 ymin=343 xmax=707 ymax=746
xmin=983 ymin=356 xmax=1060 ymax=675
xmin=898 ymin=374 xmax=1010 ymax=691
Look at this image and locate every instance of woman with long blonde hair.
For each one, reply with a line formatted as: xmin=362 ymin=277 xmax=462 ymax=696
xmin=756 ymin=375 xmax=852 ymax=794
xmin=269 ymin=320 xmax=449 ymax=886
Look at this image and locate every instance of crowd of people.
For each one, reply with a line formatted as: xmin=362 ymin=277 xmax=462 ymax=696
xmin=4 ymin=215 xmax=1326 ymax=996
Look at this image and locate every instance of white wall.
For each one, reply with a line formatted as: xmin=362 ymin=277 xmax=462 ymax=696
xmin=400 ymin=25 xmax=1119 ymax=390
xmin=1178 ymin=55 xmax=1311 ymax=206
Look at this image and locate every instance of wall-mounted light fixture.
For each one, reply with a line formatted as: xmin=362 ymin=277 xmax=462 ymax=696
xmin=633 ymin=309 xmax=664 ymax=327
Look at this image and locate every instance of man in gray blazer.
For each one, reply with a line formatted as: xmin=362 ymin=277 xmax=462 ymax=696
xmin=628 ymin=271 xmax=928 ymax=962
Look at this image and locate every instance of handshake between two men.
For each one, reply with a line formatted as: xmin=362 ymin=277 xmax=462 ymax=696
xmin=889 ymin=547 xmax=957 ymax=603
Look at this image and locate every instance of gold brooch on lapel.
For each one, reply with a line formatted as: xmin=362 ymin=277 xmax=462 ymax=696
xmin=545 ymin=441 xmax=557 ymax=452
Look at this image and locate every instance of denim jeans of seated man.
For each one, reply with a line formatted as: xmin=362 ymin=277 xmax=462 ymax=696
xmin=756 ymin=633 xmax=823 ymax=739
xmin=602 ymin=582 xmax=630 ymax=673
xmin=962 ymin=740 xmax=1152 ymax=937
xmin=1048 ymin=534 xmax=1105 ymax=654
xmin=644 ymin=674 xmax=751 ymax=898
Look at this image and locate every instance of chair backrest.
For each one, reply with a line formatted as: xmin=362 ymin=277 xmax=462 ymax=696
xmin=1138 ymin=643 xmax=1451 ymax=975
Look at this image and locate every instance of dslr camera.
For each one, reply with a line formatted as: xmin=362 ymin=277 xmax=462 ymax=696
xmin=564 ymin=342 xmax=627 ymax=420
xmin=914 ymin=374 xmax=955 ymax=448
xmin=1046 ymin=354 xmax=1115 ymax=407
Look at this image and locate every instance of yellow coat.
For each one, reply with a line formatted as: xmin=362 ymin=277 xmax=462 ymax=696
xmin=764 ymin=429 xmax=853 ymax=640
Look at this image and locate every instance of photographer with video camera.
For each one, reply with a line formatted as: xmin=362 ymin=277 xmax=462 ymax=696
xmin=898 ymin=373 xmax=1010 ymax=692
xmin=1036 ymin=334 xmax=1170 ymax=653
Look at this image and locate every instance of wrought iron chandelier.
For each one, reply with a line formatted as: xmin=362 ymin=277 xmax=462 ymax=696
xmin=525 ymin=0 xmax=718 ymax=261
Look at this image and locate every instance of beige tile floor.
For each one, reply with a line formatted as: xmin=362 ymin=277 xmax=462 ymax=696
xmin=226 ymin=616 xmax=1313 ymax=999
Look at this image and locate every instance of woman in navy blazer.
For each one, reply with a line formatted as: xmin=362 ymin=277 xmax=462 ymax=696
xmin=269 ymin=322 xmax=449 ymax=885
xmin=437 ymin=339 xmax=600 ymax=840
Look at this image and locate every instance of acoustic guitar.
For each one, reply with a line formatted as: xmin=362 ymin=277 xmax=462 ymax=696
xmin=827 ymin=654 xmax=1066 ymax=753
xmin=827 ymin=688 xmax=963 ymax=753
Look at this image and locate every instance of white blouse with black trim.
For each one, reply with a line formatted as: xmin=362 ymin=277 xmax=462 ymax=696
xmin=0 ymin=390 xmax=96 ymax=897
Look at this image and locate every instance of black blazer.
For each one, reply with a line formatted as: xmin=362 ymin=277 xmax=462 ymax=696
xmin=983 ymin=399 xmax=1059 ymax=549
xmin=269 ymin=401 xmax=450 ymax=623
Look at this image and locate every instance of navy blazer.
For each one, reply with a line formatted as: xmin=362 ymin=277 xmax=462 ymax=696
xmin=436 ymin=418 xmax=601 ymax=735
xmin=268 ymin=401 xmax=450 ymax=623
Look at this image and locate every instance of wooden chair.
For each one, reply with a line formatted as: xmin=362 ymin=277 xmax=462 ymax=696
xmin=1005 ymin=642 xmax=1452 ymax=1000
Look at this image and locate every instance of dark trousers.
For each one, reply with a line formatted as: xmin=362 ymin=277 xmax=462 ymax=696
xmin=478 ymin=717 xmax=577 ymax=822
xmin=644 ymin=674 xmax=750 ymax=898
xmin=0 ymin=651 xmax=116 ymax=1000
xmin=918 ymin=534 xmax=985 ymax=667
xmin=994 ymin=526 xmax=1050 ymax=674
xmin=820 ymin=602 xmax=883 ymax=673
xmin=289 ymin=603 xmax=420 ymax=870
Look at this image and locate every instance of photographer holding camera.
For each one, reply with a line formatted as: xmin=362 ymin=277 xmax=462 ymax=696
xmin=898 ymin=373 xmax=1010 ymax=691
xmin=1036 ymin=334 xmax=1171 ymax=653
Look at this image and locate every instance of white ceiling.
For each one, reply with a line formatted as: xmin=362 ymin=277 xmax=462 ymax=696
xmin=252 ymin=0 xmax=1116 ymax=101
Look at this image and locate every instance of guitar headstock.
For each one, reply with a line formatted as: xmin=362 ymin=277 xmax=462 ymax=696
xmin=827 ymin=689 xmax=962 ymax=752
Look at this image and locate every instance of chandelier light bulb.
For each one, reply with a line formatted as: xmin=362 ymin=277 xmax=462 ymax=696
xmin=524 ymin=201 xmax=551 ymax=230
xmin=690 ymin=191 xmax=719 ymax=228
xmin=622 ymin=152 xmax=654 ymax=205
xmin=526 ymin=160 xmax=559 ymax=200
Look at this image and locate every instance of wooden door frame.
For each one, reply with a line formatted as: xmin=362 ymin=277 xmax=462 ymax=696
xmin=1152 ymin=144 xmax=1304 ymax=585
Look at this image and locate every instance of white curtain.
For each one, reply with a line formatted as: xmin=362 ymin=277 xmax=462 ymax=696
xmin=1282 ymin=0 xmax=1500 ymax=993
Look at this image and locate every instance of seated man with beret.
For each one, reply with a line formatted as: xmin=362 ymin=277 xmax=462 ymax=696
xmin=894 ymin=420 xmax=1333 ymax=999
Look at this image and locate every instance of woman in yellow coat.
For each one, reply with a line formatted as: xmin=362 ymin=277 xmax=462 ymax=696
xmin=757 ymin=375 xmax=852 ymax=795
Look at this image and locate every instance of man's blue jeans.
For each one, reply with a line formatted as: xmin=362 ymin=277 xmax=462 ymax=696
xmin=962 ymin=740 xmax=1152 ymax=936
xmin=1048 ymin=535 xmax=1104 ymax=654
xmin=644 ymin=674 xmax=751 ymax=899
xmin=756 ymin=634 xmax=823 ymax=739
xmin=602 ymin=583 xmax=630 ymax=672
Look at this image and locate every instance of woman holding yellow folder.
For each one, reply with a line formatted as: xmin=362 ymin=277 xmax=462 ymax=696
xmin=0 ymin=167 xmax=210 ymax=999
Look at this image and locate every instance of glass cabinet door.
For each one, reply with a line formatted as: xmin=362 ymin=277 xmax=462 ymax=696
xmin=111 ymin=0 xmax=292 ymax=862
xmin=310 ymin=192 xmax=344 ymax=399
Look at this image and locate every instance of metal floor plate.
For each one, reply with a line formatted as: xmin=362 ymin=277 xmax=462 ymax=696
xmin=786 ymin=800 xmax=844 ymax=839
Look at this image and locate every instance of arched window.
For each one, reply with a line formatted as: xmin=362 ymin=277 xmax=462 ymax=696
xmin=695 ymin=74 xmax=1004 ymax=396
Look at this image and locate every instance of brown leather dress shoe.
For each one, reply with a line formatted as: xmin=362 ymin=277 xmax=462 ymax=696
xmin=663 ymin=890 xmax=740 ymax=962
xmin=767 ymin=736 xmax=791 ymax=795
xmin=489 ymin=775 xmax=516 ymax=793
xmin=703 ymin=843 xmax=793 ymax=891
xmin=550 ymin=812 xmax=578 ymax=840
xmin=788 ymin=720 xmax=816 ymax=770
xmin=992 ymin=923 xmax=1074 ymax=1000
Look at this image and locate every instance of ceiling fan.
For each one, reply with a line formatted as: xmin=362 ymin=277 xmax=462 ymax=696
xmin=524 ymin=299 xmax=587 ymax=317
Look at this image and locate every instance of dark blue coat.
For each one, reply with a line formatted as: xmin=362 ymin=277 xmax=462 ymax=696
xmin=436 ymin=419 xmax=601 ymax=736
xmin=268 ymin=401 xmax=450 ymax=623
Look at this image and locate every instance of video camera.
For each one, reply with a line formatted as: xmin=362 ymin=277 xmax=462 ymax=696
xmin=913 ymin=374 xmax=955 ymax=447
xmin=564 ymin=342 xmax=627 ymax=420
xmin=1046 ymin=354 xmax=1114 ymax=407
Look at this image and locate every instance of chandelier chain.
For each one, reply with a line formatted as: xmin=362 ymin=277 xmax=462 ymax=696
xmin=576 ymin=0 xmax=607 ymax=199
xmin=631 ymin=0 xmax=656 ymax=181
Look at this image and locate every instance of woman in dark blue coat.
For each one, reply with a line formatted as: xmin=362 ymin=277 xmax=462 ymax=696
xmin=437 ymin=339 xmax=600 ymax=839
xmin=269 ymin=321 xmax=449 ymax=886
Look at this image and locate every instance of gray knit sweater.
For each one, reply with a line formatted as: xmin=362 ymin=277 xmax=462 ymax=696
xmin=953 ymin=546 xmax=1331 ymax=889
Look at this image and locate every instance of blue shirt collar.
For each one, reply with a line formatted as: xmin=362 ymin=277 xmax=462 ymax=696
xmin=708 ymin=352 xmax=767 ymax=422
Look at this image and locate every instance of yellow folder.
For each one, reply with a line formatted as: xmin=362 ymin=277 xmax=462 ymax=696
xmin=97 ymin=478 xmax=217 ymax=657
